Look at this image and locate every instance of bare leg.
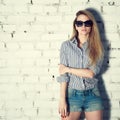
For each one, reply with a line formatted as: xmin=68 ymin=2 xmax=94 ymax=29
xmin=85 ymin=110 xmax=103 ymax=120
xmin=61 ymin=112 xmax=81 ymax=120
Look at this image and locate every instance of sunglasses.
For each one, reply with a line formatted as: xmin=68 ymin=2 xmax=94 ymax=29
xmin=75 ymin=20 xmax=93 ymax=27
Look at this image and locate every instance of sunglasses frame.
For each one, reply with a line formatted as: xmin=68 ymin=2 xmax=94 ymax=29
xmin=75 ymin=20 xmax=93 ymax=27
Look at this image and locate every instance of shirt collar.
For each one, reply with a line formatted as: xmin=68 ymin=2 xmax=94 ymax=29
xmin=70 ymin=37 xmax=88 ymax=50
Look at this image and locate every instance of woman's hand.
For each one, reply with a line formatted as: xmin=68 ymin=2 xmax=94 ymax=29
xmin=59 ymin=64 xmax=70 ymax=75
xmin=58 ymin=98 xmax=68 ymax=118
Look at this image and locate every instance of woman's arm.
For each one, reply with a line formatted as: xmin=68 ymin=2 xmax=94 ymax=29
xmin=59 ymin=82 xmax=68 ymax=118
xmin=59 ymin=64 xmax=94 ymax=78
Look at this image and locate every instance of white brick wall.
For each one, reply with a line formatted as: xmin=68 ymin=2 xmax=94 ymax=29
xmin=0 ymin=0 xmax=120 ymax=120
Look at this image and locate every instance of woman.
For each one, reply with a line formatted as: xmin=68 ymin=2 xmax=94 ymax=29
xmin=57 ymin=9 xmax=104 ymax=120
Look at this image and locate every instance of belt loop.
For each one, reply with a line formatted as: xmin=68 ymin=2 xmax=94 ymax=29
xmin=73 ymin=89 xmax=76 ymax=97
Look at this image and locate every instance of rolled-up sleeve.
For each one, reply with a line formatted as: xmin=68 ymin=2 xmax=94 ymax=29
xmin=57 ymin=42 xmax=69 ymax=83
xmin=88 ymin=57 xmax=103 ymax=76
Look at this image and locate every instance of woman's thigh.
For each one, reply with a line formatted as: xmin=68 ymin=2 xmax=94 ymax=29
xmin=85 ymin=110 xmax=103 ymax=120
xmin=61 ymin=112 xmax=81 ymax=120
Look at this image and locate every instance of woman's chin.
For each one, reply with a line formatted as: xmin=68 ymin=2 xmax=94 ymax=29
xmin=79 ymin=32 xmax=89 ymax=36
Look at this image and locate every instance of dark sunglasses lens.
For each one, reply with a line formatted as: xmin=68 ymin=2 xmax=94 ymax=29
xmin=75 ymin=21 xmax=83 ymax=27
xmin=84 ymin=20 xmax=93 ymax=27
xmin=75 ymin=20 xmax=93 ymax=27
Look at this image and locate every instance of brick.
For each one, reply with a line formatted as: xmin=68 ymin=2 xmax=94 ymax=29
xmin=47 ymin=81 xmax=59 ymax=91
xmin=46 ymin=24 xmax=59 ymax=32
xmin=12 ymin=51 xmax=42 ymax=58
xmin=41 ymin=33 xmax=68 ymax=41
xmin=6 ymin=59 xmax=21 ymax=67
xmin=103 ymin=6 xmax=119 ymax=15
xmin=3 ymin=25 xmax=16 ymax=32
xmin=34 ymin=84 xmax=48 ymax=92
xmin=18 ymin=83 xmax=36 ymax=92
xmin=36 ymin=15 xmax=62 ymax=23
xmin=111 ymin=75 xmax=120 ymax=83
xmin=106 ymin=84 xmax=120 ymax=91
xmin=6 ymin=42 xmax=20 ymax=50
xmin=23 ymin=75 xmax=38 ymax=83
xmin=29 ymin=24 xmax=45 ymax=32
xmin=85 ymin=4 xmax=101 ymax=13
xmin=110 ymin=42 xmax=120 ymax=49
xmin=112 ymin=92 xmax=120 ymax=99
xmin=104 ymin=22 xmax=117 ymax=33
xmin=110 ymin=50 xmax=120 ymax=58
xmin=50 ymin=41 xmax=61 ymax=49
xmin=49 ymin=58 xmax=59 ymax=67
xmin=70 ymin=0 xmax=88 ymax=5
xmin=59 ymin=5 xmax=71 ymax=13
xmin=20 ymin=67 xmax=48 ymax=75
xmin=13 ymin=5 xmax=28 ymax=14
xmin=0 ymin=4 xmax=13 ymax=15
xmin=0 ymin=16 xmax=6 ymax=23
xmin=16 ymin=25 xmax=30 ymax=32
xmin=0 ymin=84 xmax=19 ymax=94
xmin=12 ymin=32 xmax=41 ymax=41
xmin=111 ymin=109 xmax=120 ymax=117
xmin=102 ymin=14 xmax=119 ymax=23
xmin=109 ymin=58 xmax=120 ymax=67
xmin=4 ymin=0 xmax=30 ymax=5
xmin=43 ymin=50 xmax=59 ymax=57
xmin=64 ymin=15 xmax=75 ymax=23
xmin=27 ymin=92 xmax=51 ymax=101
xmin=5 ymin=108 xmax=23 ymax=118
xmin=0 ymin=68 xmax=20 ymax=75
xmin=37 ymin=116 xmax=59 ymax=120
xmin=0 ymin=110 xmax=5 ymax=118
xmin=37 ymin=108 xmax=52 ymax=117
xmin=48 ymin=67 xmax=59 ymax=76
xmin=101 ymin=74 xmax=111 ymax=84
xmin=59 ymin=0 xmax=71 ymax=5
xmin=35 ymin=58 xmax=50 ymax=66
xmin=7 ymin=15 xmax=34 ymax=25
xmin=88 ymin=0 xmax=102 ymax=5
xmin=5 ymin=91 xmax=25 ymax=100
xmin=51 ymin=23 xmax=72 ymax=35
xmin=33 ymin=0 xmax=59 ymax=5
xmin=21 ymin=59 xmax=35 ymax=67
xmin=0 ymin=42 xmax=6 ymax=50
xmin=111 ymin=100 xmax=120 ymax=109
xmin=71 ymin=5 xmax=88 ymax=14
xmin=29 ymin=5 xmax=43 ymax=14
xmin=9 ymin=117 xmax=29 ymax=120
xmin=43 ymin=6 xmax=57 ymax=15
xmin=106 ymin=33 xmax=119 ymax=42
xmin=19 ymin=42 xmax=34 ymax=50
xmin=39 ymin=75 xmax=54 ymax=84
xmin=35 ymin=42 xmax=49 ymax=50
xmin=0 ymin=75 xmax=22 ymax=83
xmin=109 ymin=68 xmax=120 ymax=75
xmin=34 ymin=100 xmax=57 ymax=109
xmin=0 ymin=59 xmax=6 ymax=67
xmin=0 ymin=33 xmax=11 ymax=42
xmin=23 ymin=108 xmax=37 ymax=116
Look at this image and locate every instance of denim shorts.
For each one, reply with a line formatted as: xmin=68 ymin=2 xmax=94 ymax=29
xmin=66 ymin=87 xmax=103 ymax=112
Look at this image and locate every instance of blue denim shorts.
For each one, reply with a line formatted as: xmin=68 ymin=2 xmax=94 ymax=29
xmin=66 ymin=87 xmax=103 ymax=112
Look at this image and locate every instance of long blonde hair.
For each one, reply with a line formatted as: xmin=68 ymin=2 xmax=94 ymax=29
xmin=70 ymin=10 xmax=104 ymax=65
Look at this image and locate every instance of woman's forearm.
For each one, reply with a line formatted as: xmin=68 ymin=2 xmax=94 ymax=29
xmin=60 ymin=82 xmax=68 ymax=100
xmin=59 ymin=64 xmax=94 ymax=79
xmin=68 ymin=67 xmax=94 ymax=78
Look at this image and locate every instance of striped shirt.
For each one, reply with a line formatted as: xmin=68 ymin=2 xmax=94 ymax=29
xmin=57 ymin=37 xmax=103 ymax=90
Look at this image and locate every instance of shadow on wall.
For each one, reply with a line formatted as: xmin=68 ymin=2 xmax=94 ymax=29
xmin=80 ymin=8 xmax=111 ymax=120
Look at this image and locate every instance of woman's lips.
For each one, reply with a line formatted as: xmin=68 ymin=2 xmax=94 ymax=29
xmin=81 ymin=29 xmax=86 ymax=31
